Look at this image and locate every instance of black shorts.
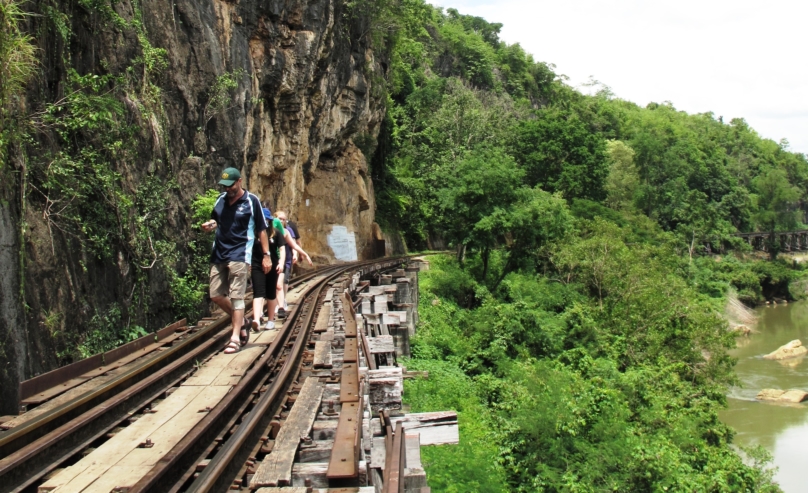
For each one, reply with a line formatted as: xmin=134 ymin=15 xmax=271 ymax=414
xmin=251 ymin=264 xmax=279 ymax=300
xmin=283 ymin=265 xmax=292 ymax=284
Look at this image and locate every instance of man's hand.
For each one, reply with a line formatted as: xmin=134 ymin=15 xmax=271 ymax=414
xmin=293 ymin=250 xmax=299 ymax=265
xmin=201 ymin=220 xmax=217 ymax=233
xmin=276 ymin=263 xmax=283 ymax=274
xmin=262 ymin=255 xmax=271 ymax=274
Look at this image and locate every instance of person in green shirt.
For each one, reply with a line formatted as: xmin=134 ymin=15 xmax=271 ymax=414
xmin=250 ymin=207 xmax=285 ymax=330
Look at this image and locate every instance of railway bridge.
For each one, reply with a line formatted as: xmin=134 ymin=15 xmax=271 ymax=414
xmin=0 ymin=257 xmax=451 ymax=493
xmin=734 ymin=230 xmax=808 ymax=252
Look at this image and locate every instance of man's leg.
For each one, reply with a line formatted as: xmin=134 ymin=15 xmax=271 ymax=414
xmin=231 ymin=306 xmax=245 ymax=342
xmin=211 ymin=296 xmax=233 ymax=315
xmin=210 ymin=264 xmax=241 ymax=351
xmin=228 ymin=262 xmax=250 ymax=345
xmin=210 ymin=264 xmax=233 ymax=316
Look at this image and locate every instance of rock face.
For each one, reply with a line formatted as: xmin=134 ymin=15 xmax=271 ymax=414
xmin=756 ymin=389 xmax=808 ymax=403
xmin=763 ymin=340 xmax=808 ymax=360
xmin=0 ymin=0 xmax=395 ymax=412
xmin=152 ymin=0 xmax=386 ymax=262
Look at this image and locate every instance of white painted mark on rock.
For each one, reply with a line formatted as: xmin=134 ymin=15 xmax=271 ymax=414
xmin=327 ymin=225 xmax=358 ymax=261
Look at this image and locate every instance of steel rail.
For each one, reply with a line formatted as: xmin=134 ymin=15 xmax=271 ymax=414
xmin=0 ymin=263 xmax=333 ymax=456
xmin=0 ymin=261 xmax=389 ymax=492
xmin=129 ymin=259 xmax=408 ymax=493
xmin=154 ymin=257 xmax=406 ymax=492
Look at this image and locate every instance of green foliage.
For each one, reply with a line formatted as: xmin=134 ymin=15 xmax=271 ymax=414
xmin=168 ymin=188 xmax=220 ymax=322
xmin=203 ymin=69 xmax=245 ymax=129
xmin=77 ymin=305 xmax=148 ymax=359
xmin=34 ymin=70 xmax=132 ymax=258
xmin=52 ymin=303 xmax=150 ymax=360
xmin=191 ymin=188 xmax=221 ymax=225
xmin=0 ymin=0 xmax=36 ymax=109
xmin=752 ymin=167 xmax=802 ymax=256
xmin=406 ymin=254 xmax=780 ymax=492
xmin=0 ymin=0 xmax=37 ymax=160
xmin=436 ymin=148 xmax=524 ymax=251
xmin=603 ymin=139 xmax=638 ymax=210
xmin=510 ymin=110 xmax=609 ymax=201
xmin=376 ymin=0 xmax=808 ymax=258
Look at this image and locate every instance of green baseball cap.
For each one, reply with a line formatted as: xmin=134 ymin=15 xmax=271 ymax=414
xmin=218 ymin=167 xmax=241 ymax=186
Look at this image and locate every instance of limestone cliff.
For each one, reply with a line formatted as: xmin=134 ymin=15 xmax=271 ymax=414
xmin=164 ymin=0 xmax=383 ymax=261
xmin=0 ymin=0 xmax=390 ymax=412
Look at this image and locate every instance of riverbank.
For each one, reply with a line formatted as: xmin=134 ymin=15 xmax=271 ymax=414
xmin=721 ymin=300 xmax=808 ymax=493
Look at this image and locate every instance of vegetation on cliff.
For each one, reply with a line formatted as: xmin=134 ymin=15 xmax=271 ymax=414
xmin=370 ymin=0 xmax=808 ymax=262
xmin=359 ymin=0 xmax=808 ymax=490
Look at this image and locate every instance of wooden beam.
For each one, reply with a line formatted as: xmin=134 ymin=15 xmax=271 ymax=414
xmin=327 ymin=397 xmax=363 ymax=479
xmin=251 ymin=377 xmax=325 ymax=488
xmin=313 ymin=341 xmax=333 ymax=369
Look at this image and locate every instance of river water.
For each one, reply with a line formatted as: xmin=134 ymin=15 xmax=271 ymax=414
xmin=719 ymin=301 xmax=808 ymax=492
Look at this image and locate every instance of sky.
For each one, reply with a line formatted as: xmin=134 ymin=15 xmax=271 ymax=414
xmin=430 ymin=0 xmax=808 ymax=154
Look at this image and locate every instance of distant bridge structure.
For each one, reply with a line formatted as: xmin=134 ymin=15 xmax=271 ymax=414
xmin=734 ymin=230 xmax=808 ymax=252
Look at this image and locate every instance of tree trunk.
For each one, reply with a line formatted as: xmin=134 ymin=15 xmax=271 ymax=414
xmin=481 ymin=247 xmax=490 ymax=281
xmin=456 ymin=243 xmax=466 ymax=266
xmin=491 ymin=255 xmax=512 ymax=292
xmin=768 ymin=231 xmax=779 ymax=260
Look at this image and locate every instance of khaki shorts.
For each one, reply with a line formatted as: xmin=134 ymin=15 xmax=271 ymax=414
xmin=209 ymin=262 xmax=249 ymax=300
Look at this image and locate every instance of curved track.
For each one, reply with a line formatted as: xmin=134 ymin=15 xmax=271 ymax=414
xmin=0 ymin=257 xmax=412 ymax=493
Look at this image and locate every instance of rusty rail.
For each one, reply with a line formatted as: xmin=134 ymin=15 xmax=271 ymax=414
xmin=0 ymin=261 xmax=398 ymax=492
xmin=1 ymin=257 xmax=413 ymax=492
xmin=149 ymin=263 xmax=339 ymax=492
xmin=177 ymin=257 xmax=406 ymax=492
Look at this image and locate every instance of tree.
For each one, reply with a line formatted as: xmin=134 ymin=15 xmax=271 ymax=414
xmin=752 ymin=167 xmax=802 ymax=258
xmin=511 ymin=109 xmax=609 ymax=201
xmin=478 ymin=187 xmax=572 ymax=288
xmin=604 ymin=140 xmax=639 ymax=210
xmin=436 ymin=148 xmax=524 ymax=271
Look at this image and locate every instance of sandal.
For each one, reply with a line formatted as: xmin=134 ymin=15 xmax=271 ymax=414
xmin=224 ymin=339 xmax=241 ymax=354
xmin=239 ymin=327 xmax=250 ymax=346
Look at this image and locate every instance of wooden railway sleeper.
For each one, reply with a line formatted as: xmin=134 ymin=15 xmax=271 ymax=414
xmin=94 ymin=258 xmax=416 ymax=493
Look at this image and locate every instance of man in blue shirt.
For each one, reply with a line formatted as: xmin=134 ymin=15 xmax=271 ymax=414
xmin=201 ymin=167 xmax=271 ymax=353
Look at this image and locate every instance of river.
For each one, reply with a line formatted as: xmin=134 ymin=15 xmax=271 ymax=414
xmin=720 ymin=301 xmax=808 ymax=492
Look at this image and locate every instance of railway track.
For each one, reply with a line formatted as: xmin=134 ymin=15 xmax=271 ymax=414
xmin=0 ymin=257 xmax=429 ymax=493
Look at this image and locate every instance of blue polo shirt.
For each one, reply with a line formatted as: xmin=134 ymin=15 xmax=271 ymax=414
xmin=210 ymin=189 xmax=267 ymax=264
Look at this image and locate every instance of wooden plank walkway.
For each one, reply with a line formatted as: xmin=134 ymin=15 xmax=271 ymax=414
xmin=286 ymin=276 xmax=326 ymax=305
xmin=251 ymin=377 xmax=325 ymax=488
xmin=182 ymin=346 xmax=263 ymax=386
xmin=39 ymin=343 xmax=266 ymax=492
xmin=253 ymin=328 xmax=279 ymax=345
xmin=4 ymin=358 xmax=147 ymax=430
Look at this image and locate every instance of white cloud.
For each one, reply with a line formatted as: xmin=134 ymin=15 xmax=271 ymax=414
xmin=430 ymin=0 xmax=808 ymax=153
